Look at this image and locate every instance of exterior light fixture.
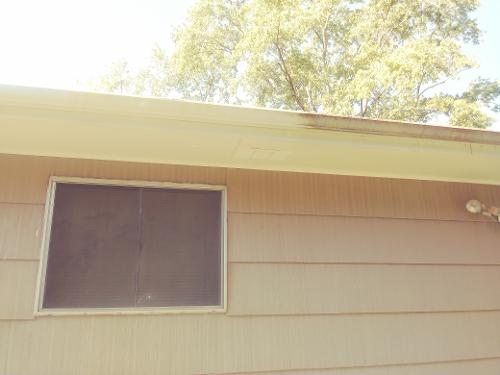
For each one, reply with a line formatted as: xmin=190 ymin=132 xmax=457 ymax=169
xmin=466 ymin=200 xmax=500 ymax=222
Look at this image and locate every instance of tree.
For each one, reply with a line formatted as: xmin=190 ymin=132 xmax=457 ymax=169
xmin=97 ymin=60 xmax=134 ymax=95
xmin=97 ymin=0 xmax=500 ymax=128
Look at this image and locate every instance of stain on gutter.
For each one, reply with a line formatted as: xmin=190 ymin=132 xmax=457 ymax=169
xmin=299 ymin=112 xmax=500 ymax=146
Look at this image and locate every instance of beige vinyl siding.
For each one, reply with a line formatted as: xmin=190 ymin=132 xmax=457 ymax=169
xmin=228 ymin=263 xmax=500 ymax=315
xmin=2 ymin=153 xmax=500 ymax=374
xmin=0 ymin=153 xmax=226 ymax=204
xmin=2 ymin=312 xmax=500 ymax=375
xmin=225 ymin=357 xmax=500 ymax=375
xmin=226 ymin=169 xmax=500 ymax=221
xmin=0 ymin=203 xmax=43 ymax=260
xmin=0 ymin=261 xmax=38 ymax=319
xmin=229 ymin=213 xmax=500 ymax=264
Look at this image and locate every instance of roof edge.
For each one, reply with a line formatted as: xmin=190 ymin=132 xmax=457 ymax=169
xmin=1 ymin=84 xmax=500 ymax=146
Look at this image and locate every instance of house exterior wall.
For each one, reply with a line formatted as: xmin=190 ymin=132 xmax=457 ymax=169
xmin=1 ymin=153 xmax=500 ymax=375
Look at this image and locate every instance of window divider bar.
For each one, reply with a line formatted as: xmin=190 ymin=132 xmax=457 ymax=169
xmin=134 ymin=187 xmax=144 ymax=307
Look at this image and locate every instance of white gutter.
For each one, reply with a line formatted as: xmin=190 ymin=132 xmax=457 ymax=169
xmin=1 ymin=84 xmax=500 ymax=185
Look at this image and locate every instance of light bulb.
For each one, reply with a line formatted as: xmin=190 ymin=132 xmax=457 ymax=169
xmin=465 ymin=199 xmax=483 ymax=214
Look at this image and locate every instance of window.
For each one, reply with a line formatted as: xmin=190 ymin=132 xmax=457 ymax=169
xmin=37 ymin=177 xmax=226 ymax=313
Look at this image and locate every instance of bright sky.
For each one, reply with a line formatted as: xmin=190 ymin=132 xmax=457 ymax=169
xmin=1 ymin=0 xmax=498 ymax=129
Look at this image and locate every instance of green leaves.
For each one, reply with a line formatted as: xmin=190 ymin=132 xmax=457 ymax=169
xmin=461 ymin=78 xmax=500 ymax=112
xmin=98 ymin=61 xmax=134 ymax=95
xmin=96 ymin=0 xmax=499 ymax=128
xmin=425 ymin=78 xmax=500 ymax=128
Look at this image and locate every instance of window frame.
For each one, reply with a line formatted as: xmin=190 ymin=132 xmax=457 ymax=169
xmin=34 ymin=176 xmax=227 ymax=316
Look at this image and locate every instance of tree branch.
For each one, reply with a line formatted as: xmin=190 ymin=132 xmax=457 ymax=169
xmin=274 ymin=25 xmax=307 ymax=111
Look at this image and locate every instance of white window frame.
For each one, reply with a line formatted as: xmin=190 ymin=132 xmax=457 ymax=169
xmin=34 ymin=176 xmax=227 ymax=316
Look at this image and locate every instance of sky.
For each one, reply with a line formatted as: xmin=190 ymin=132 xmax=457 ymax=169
xmin=0 ymin=0 xmax=499 ymax=129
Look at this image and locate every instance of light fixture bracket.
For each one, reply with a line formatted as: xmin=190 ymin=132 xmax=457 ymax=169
xmin=466 ymin=200 xmax=500 ymax=222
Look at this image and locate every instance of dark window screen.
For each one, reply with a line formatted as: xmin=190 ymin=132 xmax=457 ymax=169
xmin=43 ymin=182 xmax=222 ymax=309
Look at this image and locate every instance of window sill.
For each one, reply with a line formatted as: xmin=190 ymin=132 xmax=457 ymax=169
xmin=34 ymin=306 xmax=226 ymax=317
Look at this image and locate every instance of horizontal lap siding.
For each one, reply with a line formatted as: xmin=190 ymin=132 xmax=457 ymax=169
xmin=0 ymin=154 xmax=226 ymax=204
xmin=7 ymin=262 xmax=500 ymax=319
xmin=228 ymin=263 xmax=500 ymax=315
xmin=0 ymin=261 xmax=38 ymax=319
xmin=0 ymin=203 xmax=43 ymax=260
xmin=2 ymin=312 xmax=500 ymax=375
xmin=226 ymin=169 xmax=500 ymax=221
xmin=227 ymin=211 xmax=500 ymax=316
xmin=228 ymin=213 xmax=500 ymax=264
xmin=0 ymin=201 xmax=43 ymax=318
xmin=2 ymin=154 xmax=500 ymax=374
xmin=226 ymin=357 xmax=500 ymax=375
